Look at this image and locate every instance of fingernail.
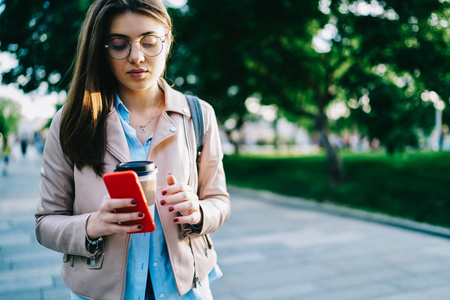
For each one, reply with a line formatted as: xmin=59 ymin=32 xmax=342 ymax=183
xmin=169 ymin=207 xmax=174 ymax=212
xmin=160 ymin=200 xmax=166 ymax=205
xmin=162 ymin=190 xmax=167 ymax=196
xmin=138 ymin=225 xmax=143 ymax=229
xmin=131 ymin=199 xmax=137 ymax=205
xmin=168 ymin=173 xmax=172 ymax=176
xmin=138 ymin=213 xmax=144 ymax=218
xmin=173 ymin=218 xmax=179 ymax=223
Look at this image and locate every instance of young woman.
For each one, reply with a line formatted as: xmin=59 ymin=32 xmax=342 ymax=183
xmin=35 ymin=0 xmax=230 ymax=299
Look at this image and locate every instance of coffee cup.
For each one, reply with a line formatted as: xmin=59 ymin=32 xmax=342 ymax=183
xmin=114 ymin=161 xmax=158 ymax=219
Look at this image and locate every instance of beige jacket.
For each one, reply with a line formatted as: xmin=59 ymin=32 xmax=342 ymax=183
xmin=35 ymin=81 xmax=231 ymax=300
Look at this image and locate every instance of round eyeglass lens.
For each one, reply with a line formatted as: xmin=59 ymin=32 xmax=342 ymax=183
xmin=140 ymin=35 xmax=163 ymax=57
xmin=108 ymin=38 xmax=129 ymax=60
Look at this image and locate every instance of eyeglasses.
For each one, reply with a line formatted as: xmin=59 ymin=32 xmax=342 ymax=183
xmin=105 ymin=35 xmax=166 ymax=60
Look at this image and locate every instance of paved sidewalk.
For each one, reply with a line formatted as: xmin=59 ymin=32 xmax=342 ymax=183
xmin=2 ymin=146 xmax=450 ymax=299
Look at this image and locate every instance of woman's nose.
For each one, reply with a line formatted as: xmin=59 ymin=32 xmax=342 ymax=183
xmin=128 ymin=42 xmax=145 ymax=64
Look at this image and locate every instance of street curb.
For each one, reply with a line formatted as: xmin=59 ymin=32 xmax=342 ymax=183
xmin=228 ymin=185 xmax=450 ymax=239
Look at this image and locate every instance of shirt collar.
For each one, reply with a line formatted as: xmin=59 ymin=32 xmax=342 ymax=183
xmin=114 ymin=93 xmax=130 ymax=124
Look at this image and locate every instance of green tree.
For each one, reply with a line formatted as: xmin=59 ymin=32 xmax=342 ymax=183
xmin=0 ymin=97 xmax=21 ymax=139
xmin=168 ymin=1 xmax=260 ymax=154
xmin=0 ymin=0 xmax=90 ymax=92
xmin=336 ymin=0 xmax=450 ymax=154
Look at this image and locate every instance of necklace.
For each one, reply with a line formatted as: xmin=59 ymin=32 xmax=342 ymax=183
xmin=129 ymin=98 xmax=162 ymax=134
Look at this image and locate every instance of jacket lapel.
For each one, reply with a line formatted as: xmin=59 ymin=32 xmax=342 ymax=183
xmin=148 ymin=110 xmax=178 ymax=155
xmin=148 ymin=80 xmax=191 ymax=156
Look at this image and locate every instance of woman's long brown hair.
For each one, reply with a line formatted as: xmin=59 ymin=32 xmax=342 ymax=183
xmin=60 ymin=0 xmax=173 ymax=176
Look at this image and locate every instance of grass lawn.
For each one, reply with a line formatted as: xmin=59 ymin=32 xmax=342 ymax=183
xmin=223 ymin=150 xmax=450 ymax=228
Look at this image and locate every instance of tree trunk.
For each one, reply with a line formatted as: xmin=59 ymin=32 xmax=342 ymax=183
xmin=320 ymin=129 xmax=343 ymax=186
xmin=232 ymin=135 xmax=240 ymax=156
xmin=273 ymin=117 xmax=279 ymax=150
xmin=225 ymin=116 xmax=244 ymax=156
xmin=315 ymin=112 xmax=343 ymax=186
xmin=225 ymin=129 xmax=240 ymax=156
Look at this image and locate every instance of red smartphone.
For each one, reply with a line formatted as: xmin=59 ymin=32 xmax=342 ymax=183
xmin=103 ymin=171 xmax=156 ymax=233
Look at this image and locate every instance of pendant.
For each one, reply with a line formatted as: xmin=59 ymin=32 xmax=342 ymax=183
xmin=140 ymin=127 xmax=146 ymax=134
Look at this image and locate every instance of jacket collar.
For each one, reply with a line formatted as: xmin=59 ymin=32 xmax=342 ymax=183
xmin=160 ymin=79 xmax=191 ymax=117
xmin=149 ymin=79 xmax=190 ymax=155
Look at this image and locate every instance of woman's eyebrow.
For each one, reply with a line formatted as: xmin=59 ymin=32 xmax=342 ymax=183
xmin=107 ymin=31 xmax=157 ymax=39
xmin=107 ymin=33 xmax=129 ymax=39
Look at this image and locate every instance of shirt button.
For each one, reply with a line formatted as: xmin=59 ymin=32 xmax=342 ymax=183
xmin=170 ymin=126 xmax=177 ymax=132
xmin=153 ymin=262 xmax=158 ymax=267
xmin=159 ymin=293 xmax=164 ymax=298
xmin=183 ymin=107 xmax=189 ymax=113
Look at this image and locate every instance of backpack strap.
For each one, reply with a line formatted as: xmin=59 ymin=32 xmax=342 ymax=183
xmin=185 ymin=95 xmax=204 ymax=162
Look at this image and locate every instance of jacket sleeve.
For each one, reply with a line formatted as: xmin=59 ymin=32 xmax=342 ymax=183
xmin=35 ymin=109 xmax=93 ymax=257
xmin=195 ymin=102 xmax=231 ymax=236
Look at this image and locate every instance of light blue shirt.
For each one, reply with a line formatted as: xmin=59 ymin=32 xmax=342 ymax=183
xmin=71 ymin=95 xmax=221 ymax=300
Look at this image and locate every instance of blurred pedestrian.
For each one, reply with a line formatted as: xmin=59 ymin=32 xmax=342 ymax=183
xmin=2 ymin=139 xmax=10 ymax=176
xmin=35 ymin=1 xmax=230 ymax=300
xmin=20 ymin=136 xmax=27 ymax=156
xmin=33 ymin=132 xmax=44 ymax=154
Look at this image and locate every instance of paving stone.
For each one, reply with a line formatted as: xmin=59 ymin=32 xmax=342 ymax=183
xmin=400 ymin=259 xmax=450 ymax=274
xmin=370 ymin=285 xmax=450 ymax=300
xmin=210 ymin=280 xmax=241 ymax=300
xmin=318 ymin=267 xmax=408 ymax=290
xmin=389 ymin=273 xmax=449 ymax=291
xmin=212 ymin=295 xmax=241 ymax=300
xmin=10 ymin=257 xmax=61 ymax=271
xmin=0 ymin=265 xmax=61 ymax=283
xmin=0 ymin=221 xmax=9 ymax=231
xmin=3 ymin=248 xmax=60 ymax=264
xmin=240 ymin=282 xmax=320 ymax=300
xmin=303 ymin=283 xmax=400 ymax=300
xmin=0 ymin=290 xmax=42 ymax=300
xmin=0 ymin=232 xmax=32 ymax=247
xmin=0 ymin=275 xmax=52 ymax=294
xmin=42 ymin=287 xmax=71 ymax=300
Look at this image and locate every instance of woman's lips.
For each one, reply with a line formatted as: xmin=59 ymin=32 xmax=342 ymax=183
xmin=127 ymin=69 xmax=148 ymax=78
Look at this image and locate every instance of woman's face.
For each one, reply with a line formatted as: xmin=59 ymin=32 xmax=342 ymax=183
xmin=106 ymin=12 xmax=169 ymax=94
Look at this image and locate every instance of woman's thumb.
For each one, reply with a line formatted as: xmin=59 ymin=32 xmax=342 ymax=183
xmin=166 ymin=173 xmax=177 ymax=186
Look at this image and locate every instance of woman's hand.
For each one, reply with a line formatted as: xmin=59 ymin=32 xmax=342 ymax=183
xmin=86 ymin=195 xmax=145 ymax=239
xmin=160 ymin=173 xmax=202 ymax=226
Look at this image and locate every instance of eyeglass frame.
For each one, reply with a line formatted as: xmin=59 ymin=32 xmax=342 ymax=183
xmin=104 ymin=34 xmax=167 ymax=60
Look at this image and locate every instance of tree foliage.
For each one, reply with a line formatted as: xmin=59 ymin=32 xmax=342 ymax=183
xmin=168 ymin=0 xmax=450 ymax=184
xmin=0 ymin=0 xmax=90 ymax=92
xmin=0 ymin=97 xmax=21 ymax=138
xmin=335 ymin=0 xmax=450 ymax=153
